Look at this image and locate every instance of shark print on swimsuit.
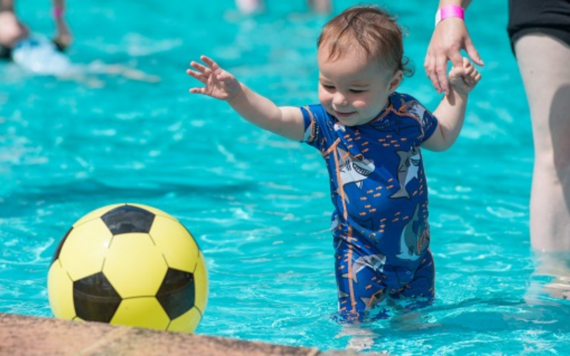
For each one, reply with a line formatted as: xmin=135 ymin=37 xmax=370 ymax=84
xmin=335 ymin=147 xmax=375 ymax=194
xmin=397 ymin=204 xmax=429 ymax=261
xmin=300 ymin=93 xmax=439 ymax=319
xmin=334 ymin=122 xmax=346 ymax=132
xmin=341 ymin=253 xmax=387 ymax=283
xmin=390 ymin=146 xmax=421 ymax=199
xmin=406 ymin=100 xmax=427 ymax=125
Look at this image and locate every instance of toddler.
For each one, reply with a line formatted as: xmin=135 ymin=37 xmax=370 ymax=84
xmin=187 ymin=5 xmax=480 ymax=321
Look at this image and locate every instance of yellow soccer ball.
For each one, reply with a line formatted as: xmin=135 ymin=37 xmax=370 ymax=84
xmin=47 ymin=203 xmax=208 ymax=333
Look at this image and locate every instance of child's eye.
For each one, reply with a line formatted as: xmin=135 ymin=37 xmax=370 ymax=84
xmin=350 ymin=89 xmax=366 ymax=93
xmin=322 ymin=84 xmax=335 ymax=90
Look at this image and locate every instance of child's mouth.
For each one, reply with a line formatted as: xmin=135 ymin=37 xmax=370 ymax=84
xmin=334 ymin=110 xmax=355 ymax=118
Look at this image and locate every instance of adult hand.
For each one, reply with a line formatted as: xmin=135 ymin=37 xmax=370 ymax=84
xmin=0 ymin=11 xmax=29 ymax=48
xmin=425 ymin=17 xmax=483 ymax=95
xmin=187 ymin=56 xmax=242 ymax=101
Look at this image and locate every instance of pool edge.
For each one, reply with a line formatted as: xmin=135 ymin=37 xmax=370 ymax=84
xmin=0 ymin=313 xmax=367 ymax=355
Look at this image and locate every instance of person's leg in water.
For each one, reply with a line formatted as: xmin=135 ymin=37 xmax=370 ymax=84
xmin=515 ymin=34 xmax=570 ymax=252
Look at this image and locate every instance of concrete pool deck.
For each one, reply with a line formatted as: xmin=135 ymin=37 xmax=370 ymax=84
xmin=0 ymin=313 xmax=379 ymax=355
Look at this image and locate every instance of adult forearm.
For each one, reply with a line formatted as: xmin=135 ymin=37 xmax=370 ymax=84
xmin=438 ymin=0 xmax=472 ymax=9
xmin=1 ymin=0 xmax=14 ymax=11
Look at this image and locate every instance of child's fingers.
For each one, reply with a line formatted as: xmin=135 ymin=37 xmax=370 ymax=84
xmin=467 ymin=72 xmax=482 ymax=87
xmin=189 ymin=87 xmax=208 ymax=95
xmin=190 ymin=61 xmax=211 ymax=75
xmin=201 ymin=55 xmax=221 ymax=71
xmin=448 ymin=65 xmax=466 ymax=78
xmin=186 ymin=69 xmax=208 ymax=84
xmin=186 ymin=68 xmax=203 ymax=77
xmin=468 ymin=69 xmax=480 ymax=81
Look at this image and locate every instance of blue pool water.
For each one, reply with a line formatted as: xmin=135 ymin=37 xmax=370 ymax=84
xmin=2 ymin=0 xmax=570 ymax=354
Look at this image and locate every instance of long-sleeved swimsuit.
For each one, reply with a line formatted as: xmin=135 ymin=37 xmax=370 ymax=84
xmin=300 ymin=92 xmax=438 ymax=320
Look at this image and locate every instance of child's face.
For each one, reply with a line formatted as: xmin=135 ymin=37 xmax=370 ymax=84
xmin=317 ymin=46 xmax=402 ymax=126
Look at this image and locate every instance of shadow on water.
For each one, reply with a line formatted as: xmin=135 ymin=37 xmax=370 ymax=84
xmin=0 ymin=179 xmax=257 ymax=218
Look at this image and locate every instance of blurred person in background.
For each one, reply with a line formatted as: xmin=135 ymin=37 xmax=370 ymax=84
xmin=0 ymin=0 xmax=72 ymax=60
xmin=236 ymin=0 xmax=332 ymax=15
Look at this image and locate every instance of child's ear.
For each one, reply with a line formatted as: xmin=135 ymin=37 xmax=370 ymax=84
xmin=389 ymin=70 xmax=403 ymax=93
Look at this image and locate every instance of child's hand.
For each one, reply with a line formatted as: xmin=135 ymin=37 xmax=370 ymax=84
xmin=187 ymin=56 xmax=241 ymax=101
xmin=448 ymin=57 xmax=481 ymax=96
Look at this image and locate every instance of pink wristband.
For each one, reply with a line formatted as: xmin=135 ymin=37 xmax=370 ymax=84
xmin=53 ymin=7 xmax=63 ymax=19
xmin=435 ymin=5 xmax=464 ymax=26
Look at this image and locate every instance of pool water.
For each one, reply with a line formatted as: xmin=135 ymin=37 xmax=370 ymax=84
xmin=2 ymin=0 xmax=570 ymax=354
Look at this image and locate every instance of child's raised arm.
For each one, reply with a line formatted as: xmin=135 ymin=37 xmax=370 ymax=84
xmin=187 ymin=55 xmax=305 ymax=141
xmin=422 ymin=57 xmax=481 ymax=152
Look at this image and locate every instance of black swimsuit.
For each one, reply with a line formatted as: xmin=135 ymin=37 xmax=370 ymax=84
xmin=0 ymin=44 xmax=12 ymax=60
xmin=508 ymin=0 xmax=570 ymax=52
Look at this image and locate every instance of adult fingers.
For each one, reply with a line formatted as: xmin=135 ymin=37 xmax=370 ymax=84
xmin=465 ymin=37 xmax=484 ymax=66
xmin=424 ymin=54 xmax=442 ymax=93
xmin=449 ymin=50 xmax=465 ymax=70
xmin=435 ymin=56 xmax=449 ymax=94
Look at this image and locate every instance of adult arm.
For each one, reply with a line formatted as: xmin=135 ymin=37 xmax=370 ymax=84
xmin=425 ymin=0 xmax=483 ymax=95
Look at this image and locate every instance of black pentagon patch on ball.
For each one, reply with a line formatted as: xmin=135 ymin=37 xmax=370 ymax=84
xmin=51 ymin=227 xmax=73 ymax=264
xmin=156 ymin=268 xmax=195 ymax=320
xmin=73 ymin=272 xmax=122 ymax=323
xmin=101 ymin=205 xmax=155 ymax=235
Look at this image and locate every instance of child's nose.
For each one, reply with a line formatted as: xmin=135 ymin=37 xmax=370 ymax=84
xmin=333 ymin=92 xmax=348 ymax=106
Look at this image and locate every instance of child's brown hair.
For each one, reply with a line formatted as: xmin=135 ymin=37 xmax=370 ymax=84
xmin=317 ymin=5 xmax=413 ymax=76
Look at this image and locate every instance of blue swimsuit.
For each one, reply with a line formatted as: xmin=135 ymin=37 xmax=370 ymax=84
xmin=301 ymin=92 xmax=438 ymax=321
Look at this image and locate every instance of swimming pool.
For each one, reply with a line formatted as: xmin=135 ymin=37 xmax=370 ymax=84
xmin=1 ymin=0 xmax=569 ymax=354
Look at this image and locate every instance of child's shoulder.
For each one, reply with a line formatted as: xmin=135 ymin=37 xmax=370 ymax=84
xmin=302 ymin=103 xmax=329 ymax=116
xmin=390 ymin=92 xmax=424 ymax=109
xmin=301 ymin=104 xmax=333 ymax=124
xmin=390 ymin=92 xmax=429 ymax=122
